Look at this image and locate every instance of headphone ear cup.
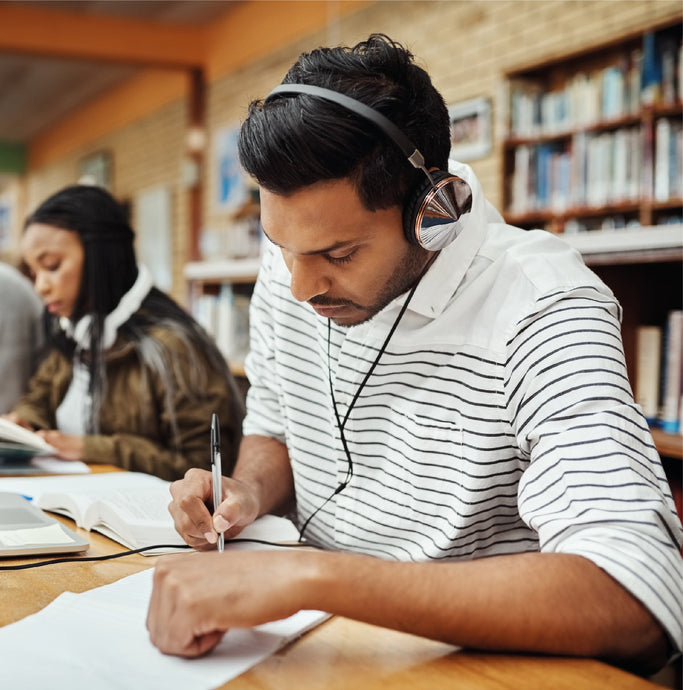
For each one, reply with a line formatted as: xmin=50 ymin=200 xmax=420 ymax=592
xmin=402 ymin=170 xmax=472 ymax=250
xmin=402 ymin=170 xmax=459 ymax=246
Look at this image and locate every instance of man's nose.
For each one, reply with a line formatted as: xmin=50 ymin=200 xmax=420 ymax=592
xmin=288 ymin=256 xmax=329 ymax=303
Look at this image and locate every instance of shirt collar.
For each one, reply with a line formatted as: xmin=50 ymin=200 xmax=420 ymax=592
xmin=398 ymin=160 xmax=500 ymax=320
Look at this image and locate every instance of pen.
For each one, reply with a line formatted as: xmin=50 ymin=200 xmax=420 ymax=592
xmin=210 ymin=413 xmax=224 ymax=553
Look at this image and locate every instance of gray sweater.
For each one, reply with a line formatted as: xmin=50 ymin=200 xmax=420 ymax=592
xmin=0 ymin=262 xmax=45 ymax=414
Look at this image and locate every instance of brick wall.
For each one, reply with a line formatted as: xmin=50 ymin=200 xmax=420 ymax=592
xmin=16 ymin=0 xmax=683 ymax=300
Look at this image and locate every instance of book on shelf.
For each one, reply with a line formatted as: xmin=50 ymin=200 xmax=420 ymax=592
xmin=654 ymin=116 xmax=683 ymax=203
xmin=635 ymin=325 xmax=663 ymax=425
xmin=659 ymin=310 xmax=683 ymax=434
xmin=641 ymin=30 xmax=663 ymax=106
xmin=0 ymin=417 xmax=56 ymax=460
xmin=0 ymin=471 xmax=300 ymax=555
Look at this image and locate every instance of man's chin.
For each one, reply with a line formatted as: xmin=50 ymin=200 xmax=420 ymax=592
xmin=330 ymin=309 xmax=377 ymax=328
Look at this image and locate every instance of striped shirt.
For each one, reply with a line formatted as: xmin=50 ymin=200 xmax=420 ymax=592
xmin=243 ymin=162 xmax=683 ymax=650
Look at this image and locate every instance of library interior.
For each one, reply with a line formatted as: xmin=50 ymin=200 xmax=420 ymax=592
xmin=0 ymin=2 xmax=681 ymax=689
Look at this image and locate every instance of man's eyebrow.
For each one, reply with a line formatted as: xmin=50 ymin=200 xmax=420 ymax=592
xmin=261 ymin=228 xmax=356 ymax=256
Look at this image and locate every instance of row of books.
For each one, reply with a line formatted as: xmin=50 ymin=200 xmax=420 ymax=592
xmin=509 ymin=29 xmax=682 ymax=137
xmin=635 ymin=310 xmax=683 ymax=435
xmin=508 ymin=118 xmax=682 ymax=215
xmin=192 ymin=284 xmax=251 ymax=369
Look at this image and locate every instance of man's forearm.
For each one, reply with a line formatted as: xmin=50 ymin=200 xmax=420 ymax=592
xmin=232 ymin=434 xmax=295 ymax=517
xmin=305 ymin=550 xmax=668 ymax=671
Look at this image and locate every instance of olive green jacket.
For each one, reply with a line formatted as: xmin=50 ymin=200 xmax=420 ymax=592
xmin=13 ymin=326 xmax=244 ymax=481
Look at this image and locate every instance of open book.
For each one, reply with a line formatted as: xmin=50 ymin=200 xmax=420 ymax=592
xmin=0 ymin=417 xmax=56 ymax=459
xmin=0 ymin=472 xmax=300 ymax=554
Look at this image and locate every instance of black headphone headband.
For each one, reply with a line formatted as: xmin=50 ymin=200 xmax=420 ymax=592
xmin=264 ymin=83 xmax=472 ymax=251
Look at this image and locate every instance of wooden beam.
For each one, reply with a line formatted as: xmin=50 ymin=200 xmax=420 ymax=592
xmin=28 ymin=69 xmax=187 ymax=168
xmin=0 ymin=4 xmax=206 ymax=68
xmin=188 ymin=68 xmax=206 ymax=262
xmin=206 ymin=0 xmax=369 ymax=79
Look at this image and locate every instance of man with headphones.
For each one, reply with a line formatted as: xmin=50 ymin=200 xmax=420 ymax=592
xmin=147 ymin=35 xmax=682 ymax=671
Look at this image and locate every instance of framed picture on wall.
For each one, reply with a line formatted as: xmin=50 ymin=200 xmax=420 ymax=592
xmin=78 ymin=150 xmax=113 ymax=190
xmin=447 ymin=97 xmax=492 ymax=162
xmin=213 ymin=125 xmax=248 ymax=211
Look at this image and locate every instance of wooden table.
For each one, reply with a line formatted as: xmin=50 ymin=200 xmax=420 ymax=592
xmin=0 ymin=466 xmax=665 ymax=690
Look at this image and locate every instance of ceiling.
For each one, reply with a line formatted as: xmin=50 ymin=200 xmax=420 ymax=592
xmin=0 ymin=1 xmax=237 ymax=144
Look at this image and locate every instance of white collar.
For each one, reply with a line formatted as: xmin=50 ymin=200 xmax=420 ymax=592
xmin=60 ymin=265 xmax=154 ymax=350
xmin=396 ymin=160 xmax=503 ymax=320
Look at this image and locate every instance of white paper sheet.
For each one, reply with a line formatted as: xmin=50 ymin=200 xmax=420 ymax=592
xmin=0 ymin=456 xmax=90 ymax=475
xmin=30 ymin=456 xmax=91 ymax=473
xmin=0 ymin=568 xmax=328 ymax=690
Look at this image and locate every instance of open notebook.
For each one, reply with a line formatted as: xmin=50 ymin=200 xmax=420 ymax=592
xmin=0 ymin=491 xmax=89 ymax=557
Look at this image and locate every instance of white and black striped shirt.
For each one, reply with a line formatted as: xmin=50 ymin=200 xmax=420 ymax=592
xmin=243 ymin=163 xmax=682 ymax=650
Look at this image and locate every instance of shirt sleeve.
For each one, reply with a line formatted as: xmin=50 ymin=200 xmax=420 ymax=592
xmin=507 ymin=284 xmax=683 ymax=652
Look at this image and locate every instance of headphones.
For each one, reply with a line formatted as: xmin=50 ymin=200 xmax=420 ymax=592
xmin=266 ymin=83 xmax=473 ymax=251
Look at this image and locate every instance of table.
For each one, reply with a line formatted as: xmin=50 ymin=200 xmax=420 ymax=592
xmin=0 ymin=466 xmax=665 ymax=690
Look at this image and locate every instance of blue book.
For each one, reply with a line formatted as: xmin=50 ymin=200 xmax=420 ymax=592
xmin=641 ymin=31 xmax=662 ymax=105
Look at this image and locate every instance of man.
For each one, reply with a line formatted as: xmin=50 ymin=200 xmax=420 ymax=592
xmin=146 ymin=35 xmax=682 ymax=670
xmin=0 ymin=261 xmax=45 ymax=413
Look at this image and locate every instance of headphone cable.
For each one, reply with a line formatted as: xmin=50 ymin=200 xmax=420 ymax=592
xmin=298 ymin=252 xmax=438 ymax=541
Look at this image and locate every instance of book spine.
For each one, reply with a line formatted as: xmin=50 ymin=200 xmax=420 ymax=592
xmin=654 ymin=118 xmax=671 ymax=202
xmin=659 ymin=310 xmax=683 ymax=433
xmin=635 ymin=325 xmax=663 ymax=424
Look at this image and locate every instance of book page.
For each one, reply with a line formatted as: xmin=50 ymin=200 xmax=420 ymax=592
xmin=39 ymin=492 xmax=91 ymax=525
xmin=0 ymin=568 xmax=329 ymax=690
xmin=86 ymin=488 xmax=184 ymax=550
xmin=0 ymin=417 xmax=55 ymax=452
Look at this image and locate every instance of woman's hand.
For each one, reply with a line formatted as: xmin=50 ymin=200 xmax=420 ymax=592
xmin=1 ymin=412 xmax=33 ymax=429
xmin=36 ymin=430 xmax=85 ymax=461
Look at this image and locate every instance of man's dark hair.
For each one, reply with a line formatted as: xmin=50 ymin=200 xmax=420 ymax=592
xmin=238 ymin=33 xmax=451 ymax=211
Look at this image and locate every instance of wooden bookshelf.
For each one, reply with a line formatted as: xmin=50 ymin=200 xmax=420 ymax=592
xmin=559 ymin=224 xmax=683 ymax=265
xmin=503 ymin=19 xmax=682 ymax=235
xmin=651 ymin=428 xmax=683 ymax=460
xmin=183 ymin=257 xmax=261 ymax=283
xmin=183 ymin=256 xmax=260 ymax=380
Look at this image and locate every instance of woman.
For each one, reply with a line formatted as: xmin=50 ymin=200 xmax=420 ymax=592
xmin=5 ymin=185 xmax=244 ymax=481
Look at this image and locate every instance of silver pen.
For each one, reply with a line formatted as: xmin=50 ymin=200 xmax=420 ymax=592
xmin=210 ymin=413 xmax=224 ymax=553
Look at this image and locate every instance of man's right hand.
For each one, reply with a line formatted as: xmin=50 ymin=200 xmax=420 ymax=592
xmin=168 ymin=467 xmax=260 ymax=550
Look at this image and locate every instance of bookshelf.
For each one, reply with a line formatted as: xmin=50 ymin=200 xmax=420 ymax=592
xmin=502 ymin=20 xmax=683 ymax=466
xmin=503 ymin=20 xmax=682 ymax=234
xmin=184 ymin=257 xmax=261 ymax=379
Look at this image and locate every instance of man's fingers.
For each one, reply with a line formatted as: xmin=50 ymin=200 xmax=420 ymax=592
xmin=169 ymin=470 xmax=216 ymax=544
